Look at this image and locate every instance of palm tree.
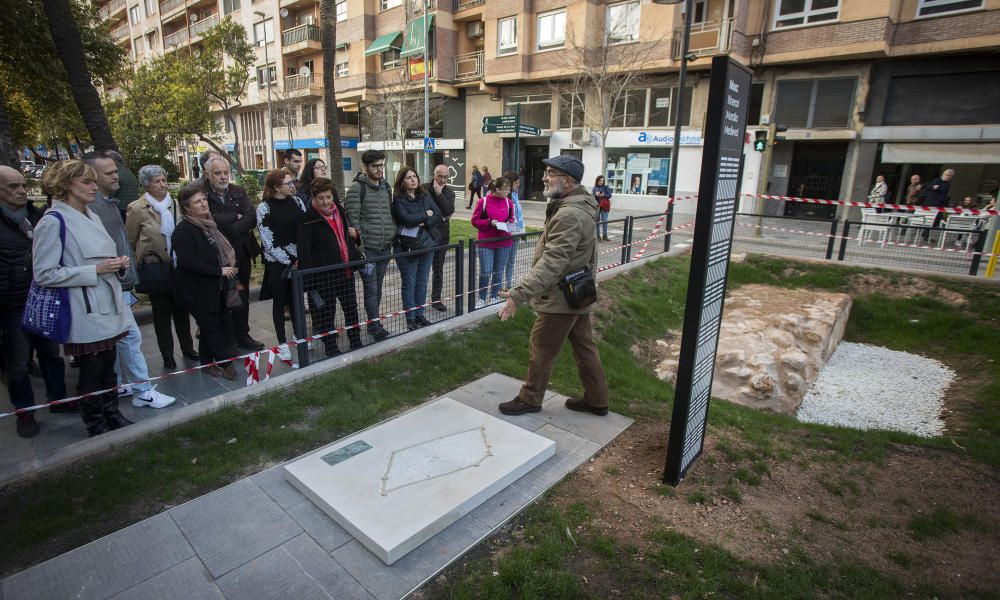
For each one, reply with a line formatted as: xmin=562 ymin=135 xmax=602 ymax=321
xmin=320 ymin=0 xmax=344 ymax=193
xmin=41 ymin=0 xmax=119 ymax=152
xmin=0 ymin=89 xmax=18 ymax=168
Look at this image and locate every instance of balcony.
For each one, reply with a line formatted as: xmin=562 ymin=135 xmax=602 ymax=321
xmin=111 ymin=23 xmax=129 ymax=41
xmin=279 ymin=0 xmax=316 ymax=8
xmin=452 ymin=0 xmax=484 ymax=21
xmin=164 ymin=28 xmax=190 ymax=48
xmin=282 ymin=23 xmax=321 ymax=55
xmin=454 ymin=0 xmax=483 ymax=10
xmin=453 ymin=50 xmax=483 ymax=82
xmin=108 ymin=0 xmax=126 ymax=17
xmin=98 ymin=5 xmax=110 ymax=20
xmin=672 ymin=18 xmax=734 ymax=59
xmin=159 ymin=0 xmax=185 ymax=18
xmin=284 ymin=73 xmax=322 ymax=96
xmin=190 ymin=13 xmax=219 ymax=38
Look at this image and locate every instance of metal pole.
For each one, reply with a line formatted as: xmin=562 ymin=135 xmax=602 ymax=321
xmin=665 ymin=0 xmax=693 ymax=250
xmin=422 ymin=0 xmax=430 ymax=181
xmin=255 ymin=11 xmax=275 ymax=169
xmin=514 ymin=103 xmax=520 ymax=177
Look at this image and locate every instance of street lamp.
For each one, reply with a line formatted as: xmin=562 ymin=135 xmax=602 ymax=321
xmin=653 ymin=0 xmax=692 ymax=249
xmin=254 ymin=10 xmax=276 ymax=169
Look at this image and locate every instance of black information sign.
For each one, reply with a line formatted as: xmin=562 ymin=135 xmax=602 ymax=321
xmin=664 ymin=56 xmax=751 ymax=485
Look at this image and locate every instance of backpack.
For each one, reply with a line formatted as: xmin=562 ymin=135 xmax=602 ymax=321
xmin=479 ymin=196 xmax=513 ymax=222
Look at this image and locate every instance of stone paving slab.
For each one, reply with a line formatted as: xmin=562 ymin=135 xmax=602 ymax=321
xmin=1 ymin=374 xmax=633 ymax=600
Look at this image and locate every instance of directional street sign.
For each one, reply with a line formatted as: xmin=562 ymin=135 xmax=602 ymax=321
xmin=518 ymin=124 xmax=542 ymax=136
xmin=482 ymin=115 xmax=517 ymax=126
xmin=481 ymin=123 xmax=543 ymax=136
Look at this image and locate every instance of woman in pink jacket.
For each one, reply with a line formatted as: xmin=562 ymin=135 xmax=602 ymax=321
xmin=471 ymin=176 xmax=515 ymax=308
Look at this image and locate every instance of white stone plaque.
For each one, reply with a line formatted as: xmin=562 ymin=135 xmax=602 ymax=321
xmin=283 ymin=398 xmax=555 ymax=564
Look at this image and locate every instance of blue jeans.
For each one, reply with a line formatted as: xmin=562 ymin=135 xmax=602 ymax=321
xmin=397 ymin=250 xmax=433 ymax=321
xmin=478 ymin=246 xmax=513 ymax=301
xmin=1 ymin=307 xmax=66 ymax=408
xmin=115 ymin=316 xmax=152 ymax=393
xmin=360 ymin=246 xmax=392 ymax=329
xmin=598 ymin=211 xmax=610 ymax=238
xmin=504 ymin=238 xmax=519 ymax=290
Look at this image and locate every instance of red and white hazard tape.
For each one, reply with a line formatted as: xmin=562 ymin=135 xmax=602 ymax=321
xmin=743 ymin=193 xmax=999 ymax=217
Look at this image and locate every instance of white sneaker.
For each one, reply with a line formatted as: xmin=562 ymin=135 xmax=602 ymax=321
xmin=117 ymin=385 xmax=133 ymax=398
xmin=475 ymin=299 xmax=486 ymax=309
xmin=278 ymin=344 xmax=292 ymax=362
xmin=132 ymin=386 xmax=176 ymax=409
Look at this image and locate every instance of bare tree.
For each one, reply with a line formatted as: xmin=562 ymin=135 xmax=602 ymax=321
xmin=360 ymin=69 xmax=447 ymax=171
xmin=548 ymin=9 xmax=670 ymax=170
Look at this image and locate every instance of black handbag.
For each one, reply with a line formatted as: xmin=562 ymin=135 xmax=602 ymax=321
xmin=558 ymin=266 xmax=597 ymax=309
xmin=135 ymin=252 xmax=172 ymax=295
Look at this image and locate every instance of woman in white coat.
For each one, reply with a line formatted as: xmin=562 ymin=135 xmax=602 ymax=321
xmin=34 ymin=161 xmax=134 ymax=437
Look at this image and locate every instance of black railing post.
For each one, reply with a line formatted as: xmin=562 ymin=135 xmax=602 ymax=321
xmin=455 ymin=241 xmax=465 ymax=315
xmin=664 ymin=202 xmax=674 ymax=252
xmin=289 ymin=268 xmax=310 ymax=369
xmin=621 ymin=217 xmax=631 ymax=265
xmin=970 ymin=229 xmax=987 ymax=276
xmin=825 ymin=218 xmax=839 ymax=260
xmin=468 ymin=239 xmax=477 ymax=312
xmin=625 ymin=216 xmax=634 ymax=263
xmin=838 ymin=221 xmax=851 ymax=261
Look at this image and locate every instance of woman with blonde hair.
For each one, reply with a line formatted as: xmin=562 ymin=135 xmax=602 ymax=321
xmin=34 ymin=161 xmax=134 ymax=436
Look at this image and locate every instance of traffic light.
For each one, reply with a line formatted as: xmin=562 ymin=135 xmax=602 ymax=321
xmin=773 ymin=124 xmax=788 ymax=144
xmin=753 ymin=131 xmax=768 ymax=152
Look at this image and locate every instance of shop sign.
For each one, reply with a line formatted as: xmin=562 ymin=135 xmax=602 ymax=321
xmin=635 ymin=131 xmax=703 ymax=146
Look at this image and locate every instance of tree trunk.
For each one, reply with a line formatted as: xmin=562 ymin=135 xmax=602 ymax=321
xmin=198 ymin=134 xmax=244 ymax=176
xmin=224 ymin=112 xmax=244 ymax=172
xmin=320 ymin=0 xmax=344 ymax=194
xmin=41 ymin=0 xmax=119 ymax=153
xmin=0 ymin=88 xmax=19 ymax=169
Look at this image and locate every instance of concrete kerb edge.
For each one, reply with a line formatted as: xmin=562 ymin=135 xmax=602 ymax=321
xmin=2 ymin=249 xmax=687 ymax=487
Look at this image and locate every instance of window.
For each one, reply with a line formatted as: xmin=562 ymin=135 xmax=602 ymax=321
xmin=916 ymin=0 xmax=982 ymax=17
xmin=773 ymin=0 xmax=839 ymax=29
xmin=336 ymin=1 xmax=347 ymax=21
xmin=504 ymin=94 xmax=552 ymax=129
xmin=336 ymin=60 xmax=349 ymax=77
xmin=691 ymin=0 xmax=707 ymax=23
xmin=773 ymin=77 xmax=856 ymax=128
xmin=497 ymin=16 xmax=517 ymax=55
xmin=648 ymin=86 xmax=693 ymax=127
xmin=537 ymin=10 xmax=566 ymax=50
xmin=611 ymin=88 xmax=647 ymax=127
xmin=558 ymin=93 xmax=585 ymax=129
xmin=133 ymin=37 xmax=143 ymax=55
xmin=145 ymin=29 xmax=158 ymax=51
xmin=381 ymin=48 xmax=402 ymax=70
xmin=380 ymin=0 xmax=401 ymax=10
xmin=223 ymin=0 xmax=240 ymax=15
xmin=302 ymin=104 xmax=318 ymax=126
xmin=256 ymin=63 xmax=277 ymax=88
xmin=129 ymin=5 xmax=141 ymax=24
xmin=144 ymin=0 xmax=155 ymax=17
xmin=607 ymin=2 xmax=640 ymax=44
xmin=746 ymin=82 xmax=764 ymax=125
xmin=273 ymin=107 xmax=298 ymax=128
xmin=253 ymin=18 xmax=274 ymax=44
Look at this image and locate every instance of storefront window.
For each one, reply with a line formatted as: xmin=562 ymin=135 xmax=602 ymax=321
xmin=605 ymin=148 xmax=670 ymax=196
xmin=648 ymin=86 xmax=693 ymax=127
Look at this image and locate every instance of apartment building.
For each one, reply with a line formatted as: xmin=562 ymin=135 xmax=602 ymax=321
xmin=97 ymin=0 xmax=1000 ymax=210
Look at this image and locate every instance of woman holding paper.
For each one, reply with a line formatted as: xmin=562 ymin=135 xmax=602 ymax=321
xmin=471 ymin=176 xmax=515 ymax=308
xmin=391 ymin=167 xmax=442 ymax=331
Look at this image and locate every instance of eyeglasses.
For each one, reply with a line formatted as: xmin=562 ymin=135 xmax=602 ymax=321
xmin=543 ymin=169 xmax=566 ymax=178
xmin=370 ymin=163 xmax=386 ymax=170
xmin=316 ymin=165 xmax=328 ymax=171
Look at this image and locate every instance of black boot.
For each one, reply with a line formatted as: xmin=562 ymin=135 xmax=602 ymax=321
xmin=102 ymin=392 xmax=133 ymax=431
xmin=80 ymin=397 xmax=109 ymax=437
xmin=347 ymin=330 xmax=363 ymax=351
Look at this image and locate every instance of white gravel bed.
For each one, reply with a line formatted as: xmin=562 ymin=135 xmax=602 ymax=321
xmin=796 ymin=342 xmax=953 ymax=437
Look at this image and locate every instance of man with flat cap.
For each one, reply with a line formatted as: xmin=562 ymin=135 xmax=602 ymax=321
xmin=497 ymin=155 xmax=609 ymax=417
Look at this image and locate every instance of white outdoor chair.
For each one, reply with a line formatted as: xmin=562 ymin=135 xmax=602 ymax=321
xmin=938 ymin=215 xmax=983 ymax=252
xmin=857 ymin=209 xmax=894 ymax=247
xmin=900 ymin=215 xmax=934 ymax=245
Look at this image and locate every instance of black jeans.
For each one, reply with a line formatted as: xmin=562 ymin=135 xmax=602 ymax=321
xmin=359 ymin=246 xmax=392 ymax=331
xmin=190 ymin=292 xmax=233 ymax=365
xmin=309 ymin=274 xmax=362 ymax=352
xmin=76 ymin=346 xmax=118 ymax=434
xmin=431 ymin=246 xmax=448 ymax=303
xmin=265 ymin=263 xmax=293 ymax=344
xmin=149 ymin=292 xmax=195 ymax=360
xmin=226 ymin=250 xmax=252 ymax=340
xmin=0 ymin=307 xmax=66 ymax=409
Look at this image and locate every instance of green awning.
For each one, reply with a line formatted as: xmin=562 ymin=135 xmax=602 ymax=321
xmin=336 ymin=42 xmax=347 ymax=51
xmin=364 ymin=31 xmax=402 ymax=56
xmin=399 ymin=14 xmax=434 ymax=58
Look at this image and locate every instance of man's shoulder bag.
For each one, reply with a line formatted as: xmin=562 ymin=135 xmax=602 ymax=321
xmin=558 ymin=266 xmax=597 ymax=309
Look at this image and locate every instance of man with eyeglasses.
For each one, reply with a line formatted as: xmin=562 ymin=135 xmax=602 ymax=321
xmin=498 ymin=155 xmax=609 ymax=417
xmin=345 ymin=150 xmax=394 ymax=341
xmin=203 ymin=156 xmax=265 ymax=352
xmin=425 ymin=165 xmax=455 ymax=312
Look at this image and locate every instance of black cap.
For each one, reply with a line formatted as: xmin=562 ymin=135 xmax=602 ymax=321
xmin=542 ymin=155 xmax=584 ymax=183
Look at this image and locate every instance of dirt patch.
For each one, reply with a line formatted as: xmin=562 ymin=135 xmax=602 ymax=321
xmin=550 ymin=420 xmax=1000 ymax=596
xmin=848 ymin=273 xmax=969 ymax=308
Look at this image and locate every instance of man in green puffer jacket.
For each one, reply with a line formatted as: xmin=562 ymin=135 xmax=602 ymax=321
xmin=344 ymin=150 xmax=394 ymax=341
xmin=498 ymin=155 xmax=609 ymax=417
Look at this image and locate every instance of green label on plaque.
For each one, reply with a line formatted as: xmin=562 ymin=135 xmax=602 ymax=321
xmin=321 ymin=441 xmax=372 ymax=466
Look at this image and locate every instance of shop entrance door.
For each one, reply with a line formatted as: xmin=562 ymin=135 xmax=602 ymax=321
xmin=523 ymin=145 xmax=549 ymax=201
xmin=783 ymin=142 xmax=848 ymax=219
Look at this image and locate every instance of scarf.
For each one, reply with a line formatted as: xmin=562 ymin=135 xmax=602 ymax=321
xmin=317 ymin=203 xmax=352 ymax=276
xmin=1 ymin=204 xmax=31 ymax=239
xmin=185 ymin=212 xmax=236 ymax=269
xmin=145 ymin=192 xmax=176 ymax=255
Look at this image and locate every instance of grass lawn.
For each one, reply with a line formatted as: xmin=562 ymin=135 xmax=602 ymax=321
xmin=2 ymin=254 xmax=998 ymax=598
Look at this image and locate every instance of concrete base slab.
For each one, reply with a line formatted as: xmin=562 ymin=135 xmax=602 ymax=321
xmin=284 ymin=398 xmax=556 ymax=565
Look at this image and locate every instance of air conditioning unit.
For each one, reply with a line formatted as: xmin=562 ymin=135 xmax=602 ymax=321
xmin=571 ymin=127 xmax=592 ymax=146
xmin=467 ymin=21 xmax=484 ymax=39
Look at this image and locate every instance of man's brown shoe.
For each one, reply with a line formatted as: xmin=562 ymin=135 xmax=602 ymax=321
xmin=565 ymin=397 xmax=608 ymax=416
xmin=498 ymin=398 xmax=541 ymax=416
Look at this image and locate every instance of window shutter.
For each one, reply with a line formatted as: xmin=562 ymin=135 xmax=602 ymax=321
xmin=774 ymin=80 xmax=812 ymax=128
xmin=812 ymin=78 xmax=855 ymax=128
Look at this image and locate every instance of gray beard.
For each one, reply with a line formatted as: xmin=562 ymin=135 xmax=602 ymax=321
xmin=212 ymin=183 xmax=229 ymax=194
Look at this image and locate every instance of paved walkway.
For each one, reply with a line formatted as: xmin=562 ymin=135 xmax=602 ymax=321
xmin=1 ymin=373 xmax=633 ymax=600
